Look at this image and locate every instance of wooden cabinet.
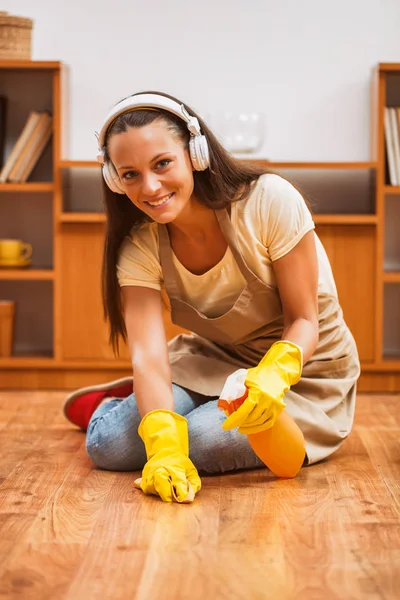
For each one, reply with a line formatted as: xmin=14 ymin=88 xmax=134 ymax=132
xmin=59 ymin=223 xmax=130 ymax=361
xmin=1 ymin=60 xmax=400 ymax=391
xmin=316 ymin=224 xmax=376 ymax=364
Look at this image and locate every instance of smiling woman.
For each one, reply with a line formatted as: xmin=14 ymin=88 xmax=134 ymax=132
xmin=98 ymin=92 xmax=269 ymax=351
xmin=63 ymin=91 xmax=360 ymax=504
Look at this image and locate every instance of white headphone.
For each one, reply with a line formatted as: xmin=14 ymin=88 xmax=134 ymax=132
xmin=96 ymin=93 xmax=210 ymax=194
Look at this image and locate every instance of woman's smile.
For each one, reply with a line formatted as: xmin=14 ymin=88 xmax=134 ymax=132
xmin=144 ymin=192 xmax=175 ymax=209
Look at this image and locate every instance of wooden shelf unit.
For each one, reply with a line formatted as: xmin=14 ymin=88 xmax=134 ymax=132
xmin=1 ymin=61 xmax=400 ymax=391
xmin=0 ymin=61 xmax=63 ymax=370
xmin=373 ymin=63 xmax=400 ymax=370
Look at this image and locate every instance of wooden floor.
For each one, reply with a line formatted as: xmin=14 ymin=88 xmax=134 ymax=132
xmin=0 ymin=392 xmax=399 ymax=600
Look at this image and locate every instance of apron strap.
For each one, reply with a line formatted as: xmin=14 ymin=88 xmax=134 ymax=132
xmin=158 ymin=223 xmax=180 ymax=298
xmin=215 ymin=209 xmax=258 ymax=284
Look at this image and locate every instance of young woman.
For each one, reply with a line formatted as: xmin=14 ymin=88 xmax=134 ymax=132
xmin=63 ymin=91 xmax=360 ymax=503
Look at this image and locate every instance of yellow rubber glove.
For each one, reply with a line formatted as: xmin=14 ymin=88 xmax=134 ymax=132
xmin=222 ymin=340 xmax=303 ymax=434
xmin=134 ymin=409 xmax=201 ymax=503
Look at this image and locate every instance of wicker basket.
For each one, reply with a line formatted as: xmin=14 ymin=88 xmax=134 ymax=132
xmin=0 ymin=12 xmax=33 ymax=60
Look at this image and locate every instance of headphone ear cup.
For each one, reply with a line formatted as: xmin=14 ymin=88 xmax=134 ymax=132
xmin=189 ymin=135 xmax=210 ymax=171
xmin=102 ymin=162 xmax=125 ymax=194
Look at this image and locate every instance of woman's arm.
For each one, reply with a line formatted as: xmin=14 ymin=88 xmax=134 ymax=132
xmin=121 ymin=286 xmax=174 ymax=416
xmin=122 ymin=285 xmax=201 ymax=503
xmin=223 ymin=229 xmax=319 ymax=435
xmin=272 ymin=230 xmax=319 ymax=364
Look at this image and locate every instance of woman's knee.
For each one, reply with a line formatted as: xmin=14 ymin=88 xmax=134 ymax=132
xmin=86 ymin=426 xmax=146 ymax=471
xmin=187 ymin=402 xmax=264 ymax=474
xmin=85 ymin=398 xmax=146 ymax=471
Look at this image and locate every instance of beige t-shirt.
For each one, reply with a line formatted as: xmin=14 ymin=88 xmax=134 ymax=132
xmin=117 ymin=174 xmax=338 ymax=318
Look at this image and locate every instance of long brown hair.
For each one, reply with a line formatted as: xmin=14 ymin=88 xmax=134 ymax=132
xmin=101 ymin=91 xmax=275 ymax=353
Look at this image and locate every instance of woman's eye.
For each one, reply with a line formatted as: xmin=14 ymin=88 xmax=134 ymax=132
xmin=122 ymin=170 xmax=138 ymax=180
xmin=156 ymin=159 xmax=172 ymax=169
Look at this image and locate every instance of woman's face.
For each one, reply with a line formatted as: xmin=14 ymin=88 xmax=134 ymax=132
xmin=107 ymin=120 xmax=196 ymax=224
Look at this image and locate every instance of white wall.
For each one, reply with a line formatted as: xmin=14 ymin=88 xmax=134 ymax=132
xmin=4 ymin=0 xmax=400 ymax=160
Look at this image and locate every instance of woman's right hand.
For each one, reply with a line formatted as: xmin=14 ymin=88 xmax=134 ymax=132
xmin=134 ymin=409 xmax=201 ymax=503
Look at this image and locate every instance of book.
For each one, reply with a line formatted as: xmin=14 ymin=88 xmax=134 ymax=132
xmin=397 ymin=107 xmax=400 ymax=177
xmin=384 ymin=107 xmax=398 ymax=186
xmin=0 ymin=96 xmax=7 ymax=169
xmin=8 ymin=113 xmax=52 ymax=182
xmin=389 ymin=107 xmax=400 ymax=186
xmin=18 ymin=116 xmax=53 ymax=182
xmin=0 ymin=111 xmax=41 ymax=182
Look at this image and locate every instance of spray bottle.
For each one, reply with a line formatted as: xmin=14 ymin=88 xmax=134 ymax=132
xmin=218 ymin=369 xmax=306 ymax=478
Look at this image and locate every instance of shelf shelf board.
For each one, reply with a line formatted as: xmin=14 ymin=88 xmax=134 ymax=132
xmin=58 ymin=213 xmax=377 ymax=226
xmin=60 ymin=213 xmax=105 ymax=223
xmin=2 ymin=356 xmax=400 ymax=372
xmin=383 ymin=272 xmax=400 ymax=283
xmin=0 ymin=269 xmax=55 ymax=280
xmin=379 ymin=63 xmax=400 ymax=73
xmin=384 ymin=185 xmax=400 ymax=195
xmin=0 ymin=60 xmax=61 ymax=70
xmin=255 ymin=161 xmax=377 ymax=170
xmin=0 ymin=356 xmax=55 ymax=368
xmin=380 ymin=359 xmax=400 ymax=369
xmin=0 ymin=357 xmax=131 ymax=369
xmin=60 ymin=160 xmax=100 ymax=168
xmin=0 ymin=182 xmax=54 ymax=192
xmin=314 ymin=214 xmax=377 ymax=225
xmin=363 ymin=360 xmax=400 ymax=371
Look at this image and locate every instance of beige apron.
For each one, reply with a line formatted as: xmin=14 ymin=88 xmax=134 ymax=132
xmin=159 ymin=209 xmax=361 ymax=465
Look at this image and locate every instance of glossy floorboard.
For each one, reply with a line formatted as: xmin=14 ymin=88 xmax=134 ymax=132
xmin=0 ymin=391 xmax=399 ymax=599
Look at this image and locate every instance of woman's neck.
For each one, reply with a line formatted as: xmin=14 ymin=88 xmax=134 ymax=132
xmin=166 ymin=199 xmax=220 ymax=243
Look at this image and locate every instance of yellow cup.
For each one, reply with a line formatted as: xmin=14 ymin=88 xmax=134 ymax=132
xmin=0 ymin=239 xmax=32 ymax=262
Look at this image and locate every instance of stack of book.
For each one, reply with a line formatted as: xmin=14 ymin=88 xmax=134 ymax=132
xmin=384 ymin=106 xmax=400 ymax=186
xmin=0 ymin=111 xmax=53 ymax=183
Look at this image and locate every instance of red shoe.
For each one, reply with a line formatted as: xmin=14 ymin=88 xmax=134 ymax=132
xmin=63 ymin=376 xmax=133 ymax=431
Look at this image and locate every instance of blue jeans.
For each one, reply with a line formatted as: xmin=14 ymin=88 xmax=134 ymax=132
xmin=86 ymin=383 xmax=264 ymax=474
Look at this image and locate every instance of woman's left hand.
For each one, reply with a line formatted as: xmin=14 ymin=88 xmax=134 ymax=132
xmin=222 ymin=340 xmax=303 ymax=434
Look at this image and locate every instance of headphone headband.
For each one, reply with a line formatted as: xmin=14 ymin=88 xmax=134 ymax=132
xmin=97 ymin=93 xmax=202 ymax=161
